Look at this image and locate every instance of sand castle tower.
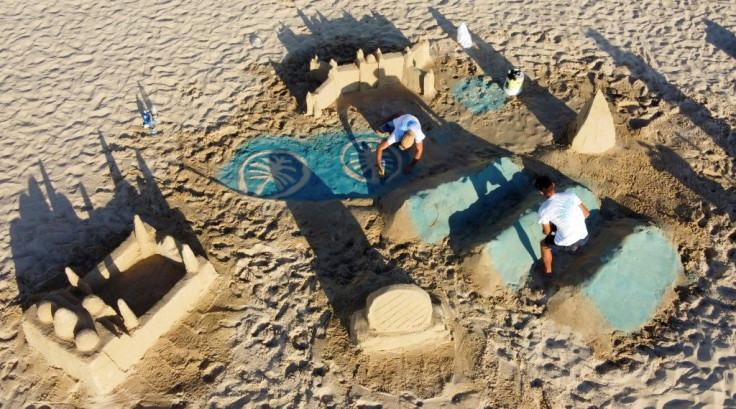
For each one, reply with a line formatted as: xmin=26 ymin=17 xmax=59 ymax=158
xmin=22 ymin=215 xmax=218 ymax=394
xmin=568 ymin=89 xmax=616 ymax=154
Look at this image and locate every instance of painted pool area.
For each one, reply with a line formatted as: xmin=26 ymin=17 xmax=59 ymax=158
xmin=582 ymin=226 xmax=682 ymax=332
xmin=219 ymin=132 xmax=413 ymax=200
xmin=484 ymin=185 xmax=601 ymax=288
xmin=406 ymin=157 xmax=528 ymax=244
xmin=453 ymin=77 xmax=508 ymax=114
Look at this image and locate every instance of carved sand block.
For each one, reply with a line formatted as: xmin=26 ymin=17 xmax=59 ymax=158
xmin=306 ymin=38 xmax=436 ymax=117
xmin=22 ymin=215 xmax=218 ymax=394
xmin=350 ymin=284 xmax=450 ymax=352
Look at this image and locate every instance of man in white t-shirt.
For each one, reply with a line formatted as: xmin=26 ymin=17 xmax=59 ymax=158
xmin=535 ymin=176 xmax=590 ymax=275
xmin=375 ymin=113 xmax=426 ymax=175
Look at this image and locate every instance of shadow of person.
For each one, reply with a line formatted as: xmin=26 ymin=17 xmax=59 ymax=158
xmin=704 ymin=19 xmax=736 ymax=59
xmin=275 ymin=9 xmax=411 ymax=111
xmin=429 ymin=7 xmax=577 ymax=142
xmin=9 ymin=133 xmax=206 ymax=308
xmin=284 ymin=168 xmax=415 ymax=328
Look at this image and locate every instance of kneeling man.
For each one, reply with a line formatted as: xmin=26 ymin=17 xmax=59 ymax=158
xmin=536 ymin=176 xmax=590 ymax=275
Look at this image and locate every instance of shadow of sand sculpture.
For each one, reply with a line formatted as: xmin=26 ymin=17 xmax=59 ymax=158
xmin=429 ymin=7 xmax=577 ymax=142
xmin=587 ymin=29 xmax=734 ymax=156
xmin=586 ymin=30 xmax=736 ymax=221
xmin=283 ymin=168 xmax=416 ymax=328
xmin=9 ymin=134 xmax=205 ymax=308
xmin=276 ymin=9 xmax=412 ymax=111
xmin=704 ymin=19 xmax=736 ymax=59
xmin=643 ymin=142 xmax=736 ymax=221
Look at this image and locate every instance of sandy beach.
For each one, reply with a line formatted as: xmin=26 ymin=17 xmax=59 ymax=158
xmin=1 ymin=0 xmax=734 ymax=407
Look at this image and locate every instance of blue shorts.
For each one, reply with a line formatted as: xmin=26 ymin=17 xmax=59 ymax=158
xmin=544 ymin=234 xmax=589 ymax=253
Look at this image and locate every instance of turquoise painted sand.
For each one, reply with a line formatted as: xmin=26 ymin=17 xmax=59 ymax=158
xmin=582 ymin=226 xmax=681 ymax=332
xmin=485 ymin=186 xmax=601 ymax=288
xmin=407 ymin=157 xmax=527 ymax=244
xmin=453 ymin=77 xmax=507 ymax=114
xmin=219 ymin=132 xmax=412 ymax=200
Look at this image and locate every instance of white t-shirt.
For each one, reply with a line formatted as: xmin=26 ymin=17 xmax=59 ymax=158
xmin=537 ymin=191 xmax=588 ymax=246
xmin=386 ymin=114 xmax=426 ymax=145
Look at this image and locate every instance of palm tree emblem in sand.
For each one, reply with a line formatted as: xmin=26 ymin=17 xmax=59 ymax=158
xmin=341 ymin=137 xmax=402 ymax=184
xmin=238 ymin=150 xmax=310 ymax=199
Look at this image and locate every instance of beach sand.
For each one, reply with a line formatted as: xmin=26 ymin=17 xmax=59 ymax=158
xmin=1 ymin=1 xmax=734 ymax=407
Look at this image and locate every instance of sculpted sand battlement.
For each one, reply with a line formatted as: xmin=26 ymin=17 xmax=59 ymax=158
xmin=22 ymin=215 xmax=218 ymax=394
xmin=306 ymin=39 xmax=436 ymax=117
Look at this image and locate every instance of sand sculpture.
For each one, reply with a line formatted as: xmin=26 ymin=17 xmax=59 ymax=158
xmin=350 ymin=284 xmax=451 ymax=352
xmin=22 ymin=215 xmax=218 ymax=394
xmin=568 ymin=89 xmax=616 ymax=154
xmin=306 ymin=39 xmax=436 ymax=117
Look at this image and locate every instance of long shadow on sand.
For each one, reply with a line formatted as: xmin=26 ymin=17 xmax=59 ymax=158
xmin=704 ymin=19 xmax=736 ymax=59
xmin=283 ymin=169 xmax=415 ymax=326
xmin=9 ymin=134 xmax=204 ymax=308
xmin=276 ymin=9 xmax=411 ymax=111
xmin=587 ymin=29 xmax=734 ymax=156
xmin=429 ymin=7 xmax=577 ymax=141
xmin=587 ymin=30 xmax=736 ymax=221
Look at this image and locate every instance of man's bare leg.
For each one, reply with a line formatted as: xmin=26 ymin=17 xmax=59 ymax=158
xmin=539 ymin=239 xmax=553 ymax=274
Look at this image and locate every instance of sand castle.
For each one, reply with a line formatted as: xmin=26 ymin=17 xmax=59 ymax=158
xmin=350 ymin=284 xmax=451 ymax=352
xmin=306 ymin=39 xmax=436 ymax=117
xmin=22 ymin=215 xmax=218 ymax=394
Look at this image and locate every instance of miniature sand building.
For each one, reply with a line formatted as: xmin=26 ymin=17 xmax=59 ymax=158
xmin=306 ymin=39 xmax=436 ymax=117
xmin=350 ymin=284 xmax=450 ymax=352
xmin=22 ymin=215 xmax=218 ymax=394
xmin=568 ymin=89 xmax=616 ymax=154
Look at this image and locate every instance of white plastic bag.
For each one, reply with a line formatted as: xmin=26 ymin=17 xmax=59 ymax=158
xmin=457 ymin=23 xmax=472 ymax=49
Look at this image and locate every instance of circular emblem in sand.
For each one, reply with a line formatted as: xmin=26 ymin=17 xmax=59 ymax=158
xmin=365 ymin=284 xmax=433 ymax=334
xmin=238 ymin=150 xmax=311 ymax=199
xmin=340 ymin=137 xmax=403 ymax=184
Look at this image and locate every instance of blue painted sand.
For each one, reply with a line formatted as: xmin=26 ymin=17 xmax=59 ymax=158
xmin=453 ymin=77 xmax=507 ymax=114
xmin=407 ymin=157 xmax=528 ymax=244
xmin=219 ymin=132 xmax=412 ymax=200
xmin=485 ymin=186 xmax=601 ymax=288
xmin=582 ymin=226 xmax=681 ymax=332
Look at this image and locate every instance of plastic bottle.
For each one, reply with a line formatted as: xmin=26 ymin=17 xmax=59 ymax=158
xmin=142 ymin=110 xmax=157 ymax=135
xmin=379 ymin=159 xmax=386 ymax=178
xmin=142 ymin=110 xmax=152 ymax=128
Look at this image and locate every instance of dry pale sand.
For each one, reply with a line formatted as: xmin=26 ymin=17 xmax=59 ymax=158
xmin=1 ymin=0 xmax=735 ymax=408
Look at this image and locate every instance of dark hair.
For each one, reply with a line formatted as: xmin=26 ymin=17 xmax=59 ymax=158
xmin=535 ymin=176 xmax=554 ymax=194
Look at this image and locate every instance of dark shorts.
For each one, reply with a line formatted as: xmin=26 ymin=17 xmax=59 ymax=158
xmin=379 ymin=121 xmax=395 ymax=133
xmin=544 ymin=234 xmax=589 ymax=253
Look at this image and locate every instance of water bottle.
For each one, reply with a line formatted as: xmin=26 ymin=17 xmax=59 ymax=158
xmin=150 ymin=104 xmax=158 ymax=119
xmin=142 ymin=110 xmax=152 ymax=128
xmin=379 ymin=159 xmax=386 ymax=178
xmin=142 ymin=110 xmax=157 ymax=135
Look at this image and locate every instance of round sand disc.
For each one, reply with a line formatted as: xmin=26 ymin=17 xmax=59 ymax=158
xmin=75 ymin=329 xmax=100 ymax=351
xmin=53 ymin=308 xmax=79 ymax=341
xmin=365 ymin=284 xmax=433 ymax=334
